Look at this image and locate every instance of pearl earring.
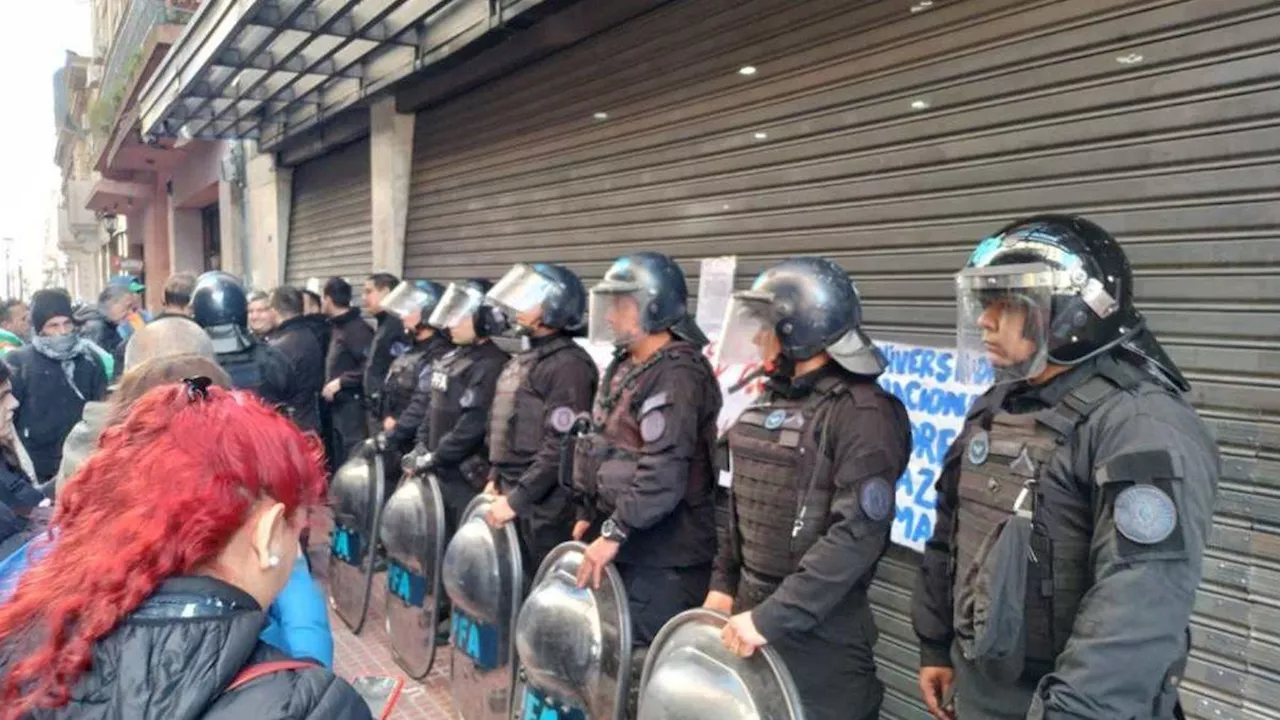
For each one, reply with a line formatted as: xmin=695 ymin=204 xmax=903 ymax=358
xmin=268 ymin=554 xmax=281 ymax=568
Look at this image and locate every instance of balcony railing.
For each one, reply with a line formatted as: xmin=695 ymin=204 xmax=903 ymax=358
xmin=93 ymin=0 xmax=201 ymax=149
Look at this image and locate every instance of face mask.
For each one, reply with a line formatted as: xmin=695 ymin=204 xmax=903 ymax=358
xmin=44 ymin=335 xmax=78 ymax=354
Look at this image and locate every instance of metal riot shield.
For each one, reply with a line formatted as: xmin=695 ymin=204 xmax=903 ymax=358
xmin=327 ymin=449 xmax=386 ymax=634
xmin=379 ymin=472 xmax=448 ymax=679
xmin=512 ymin=541 xmax=632 ymax=720
xmin=637 ymin=608 xmax=806 ymax=720
xmin=442 ymin=494 xmax=525 ymax=720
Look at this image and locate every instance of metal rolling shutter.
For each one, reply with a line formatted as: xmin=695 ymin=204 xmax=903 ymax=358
xmin=404 ymin=1 xmax=1280 ymax=717
xmin=285 ymin=138 xmax=373 ymax=286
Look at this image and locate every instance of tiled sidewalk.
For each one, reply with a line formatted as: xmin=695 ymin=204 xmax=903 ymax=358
xmin=309 ymin=514 xmax=459 ymax=720
xmin=328 ymin=578 xmax=458 ymax=720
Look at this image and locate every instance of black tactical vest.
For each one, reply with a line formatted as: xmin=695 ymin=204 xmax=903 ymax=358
xmin=727 ymin=377 xmax=848 ymax=580
xmin=489 ymin=336 xmax=579 ymax=468
xmin=382 ymin=346 xmax=429 ymax=419
xmin=953 ymin=370 xmax=1132 ymax=677
xmin=427 ymin=347 xmax=490 ymax=488
xmin=572 ymin=343 xmax=715 ymax=517
xmin=218 ymin=349 xmax=265 ymax=396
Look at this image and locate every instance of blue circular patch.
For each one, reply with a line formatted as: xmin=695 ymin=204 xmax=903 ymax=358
xmin=1114 ymin=485 xmax=1177 ymax=545
xmin=764 ymin=410 xmax=787 ymax=430
xmin=860 ymin=478 xmax=894 ymax=522
xmin=967 ymin=430 xmax=990 ymax=466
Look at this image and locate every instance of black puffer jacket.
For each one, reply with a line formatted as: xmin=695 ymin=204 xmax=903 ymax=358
xmin=9 ymin=576 xmax=372 ymax=720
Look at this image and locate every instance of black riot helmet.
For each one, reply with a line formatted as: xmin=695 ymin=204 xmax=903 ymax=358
xmin=428 ymin=278 xmax=507 ymax=339
xmin=588 ymin=252 xmax=708 ymax=347
xmin=956 ymin=214 xmax=1186 ymax=389
xmin=382 ymin=279 xmax=446 ymax=330
xmin=191 ymin=271 xmax=254 ymax=355
xmin=192 ymin=271 xmax=249 ymax=329
xmin=716 ymin=257 xmax=887 ymax=376
xmin=486 ymin=262 xmax=587 ymax=334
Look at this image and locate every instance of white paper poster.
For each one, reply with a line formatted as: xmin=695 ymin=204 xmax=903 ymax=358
xmin=694 ymin=256 xmax=737 ymax=342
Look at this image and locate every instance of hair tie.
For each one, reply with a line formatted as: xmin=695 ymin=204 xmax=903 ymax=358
xmin=183 ymin=376 xmax=213 ymax=402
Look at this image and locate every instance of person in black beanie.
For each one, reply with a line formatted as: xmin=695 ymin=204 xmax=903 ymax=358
xmin=5 ymin=289 xmax=108 ymax=483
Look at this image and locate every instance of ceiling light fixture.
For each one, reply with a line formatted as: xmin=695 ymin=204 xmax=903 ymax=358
xmin=1116 ymin=53 xmax=1144 ymax=65
xmin=753 ymin=131 xmax=769 ymax=140
xmin=910 ymin=99 xmax=931 ymax=110
xmin=738 ymin=65 xmax=758 ymax=77
xmin=593 ymin=111 xmax=609 ymax=121
xmin=910 ymin=0 xmax=934 ymax=12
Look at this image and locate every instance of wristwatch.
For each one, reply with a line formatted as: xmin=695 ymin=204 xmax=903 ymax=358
xmin=601 ymin=518 xmax=629 ymax=544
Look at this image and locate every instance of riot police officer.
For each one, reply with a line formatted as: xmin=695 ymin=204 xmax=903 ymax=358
xmin=703 ymin=257 xmax=911 ymax=720
xmin=376 ymin=280 xmax=451 ymax=458
xmin=406 ymin=279 xmax=510 ymax=532
xmin=572 ymin=252 xmax=722 ymax=646
xmin=480 ymin=263 xmax=599 ymax=577
xmin=191 ymin=271 xmax=292 ymax=409
xmin=912 ymin=215 xmax=1219 ymax=720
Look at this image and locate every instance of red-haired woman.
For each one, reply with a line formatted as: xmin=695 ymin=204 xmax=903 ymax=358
xmin=0 ymin=381 xmax=372 ymax=720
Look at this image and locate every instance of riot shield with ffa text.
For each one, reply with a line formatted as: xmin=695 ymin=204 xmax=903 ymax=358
xmin=442 ymin=494 xmax=525 ymax=720
xmin=512 ymin=541 xmax=632 ymax=720
xmin=327 ymin=449 xmax=386 ymax=634
xmin=637 ymin=608 xmax=806 ymax=720
xmin=379 ymin=472 xmax=448 ymax=679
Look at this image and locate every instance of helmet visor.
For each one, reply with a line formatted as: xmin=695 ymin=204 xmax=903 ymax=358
xmin=428 ymin=283 xmax=483 ymax=330
xmin=956 ymin=262 xmax=1054 ymax=385
xmin=588 ymin=287 xmax=645 ymax=347
xmin=487 ymin=264 xmax=555 ymax=316
xmin=713 ymin=293 xmax=776 ymax=367
xmin=381 ymin=282 xmax=430 ymax=320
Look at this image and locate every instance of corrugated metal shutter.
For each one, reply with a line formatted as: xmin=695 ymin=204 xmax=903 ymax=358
xmin=286 ymin=137 xmax=373 ymax=286
xmin=405 ymin=1 xmax=1280 ymax=717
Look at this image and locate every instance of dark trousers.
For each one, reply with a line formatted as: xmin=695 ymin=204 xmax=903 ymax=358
xmin=616 ymin=562 xmax=711 ymax=646
xmin=329 ymin=399 xmax=367 ymax=471
xmin=770 ymin=599 xmax=883 ymax=720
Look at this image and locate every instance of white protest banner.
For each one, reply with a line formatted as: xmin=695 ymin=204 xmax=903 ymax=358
xmin=877 ymin=341 xmax=990 ymax=552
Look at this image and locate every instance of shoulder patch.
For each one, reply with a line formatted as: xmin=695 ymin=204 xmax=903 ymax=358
xmin=460 ymin=388 xmax=476 ymax=408
xmin=967 ymin=430 xmax=990 ymax=465
xmin=549 ymin=406 xmax=577 ymax=434
xmin=860 ymin=477 xmax=894 ymax=522
xmin=1114 ymin=485 xmax=1177 ymax=545
xmin=639 ymin=392 xmax=670 ymax=416
xmin=640 ymin=411 xmax=667 ymax=443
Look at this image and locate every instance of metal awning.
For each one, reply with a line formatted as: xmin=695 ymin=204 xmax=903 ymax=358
xmin=139 ymin=0 xmax=550 ymax=149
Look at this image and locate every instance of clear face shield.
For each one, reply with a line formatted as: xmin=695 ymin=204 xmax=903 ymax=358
xmin=588 ymin=285 xmax=644 ymax=348
xmin=713 ymin=293 xmax=777 ymax=367
xmin=955 ymin=262 xmax=1055 ymax=385
xmin=428 ymin=283 xmax=483 ymax=331
xmin=380 ymin=283 xmax=430 ymax=321
xmin=487 ymin=264 xmax=554 ymax=332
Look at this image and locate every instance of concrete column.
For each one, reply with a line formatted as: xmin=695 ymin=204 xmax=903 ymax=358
xmin=141 ymin=176 xmax=171 ymax=310
xmin=369 ymin=96 xmax=414 ymax=278
xmin=243 ymin=145 xmax=293 ymax=290
xmin=168 ymin=208 xmax=204 ymax=274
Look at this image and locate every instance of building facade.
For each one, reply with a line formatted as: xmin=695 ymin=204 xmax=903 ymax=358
xmin=52 ymin=0 xmax=248 ymax=308
xmin=114 ymin=1 xmax=1280 ymax=717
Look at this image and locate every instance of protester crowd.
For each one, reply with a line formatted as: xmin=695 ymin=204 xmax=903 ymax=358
xmin=0 ymin=213 xmax=1219 ymax=720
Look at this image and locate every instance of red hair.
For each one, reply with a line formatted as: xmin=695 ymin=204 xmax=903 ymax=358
xmin=0 ymin=384 xmax=327 ymax=718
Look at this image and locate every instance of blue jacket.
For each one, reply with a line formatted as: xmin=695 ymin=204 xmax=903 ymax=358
xmin=0 ymin=537 xmax=333 ymax=668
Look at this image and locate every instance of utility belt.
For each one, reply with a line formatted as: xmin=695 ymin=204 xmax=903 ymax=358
xmin=736 ymin=568 xmax=784 ymax=612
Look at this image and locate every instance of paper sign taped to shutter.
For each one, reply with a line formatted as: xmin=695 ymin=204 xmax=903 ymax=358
xmin=877 ymin=341 xmax=990 ymax=552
